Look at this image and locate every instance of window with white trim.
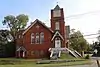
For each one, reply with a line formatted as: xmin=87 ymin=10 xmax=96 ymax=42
xmin=55 ymin=22 xmax=60 ymax=30
xmin=31 ymin=33 xmax=35 ymax=44
xmin=40 ymin=32 xmax=44 ymax=44
xmin=35 ymin=33 xmax=39 ymax=44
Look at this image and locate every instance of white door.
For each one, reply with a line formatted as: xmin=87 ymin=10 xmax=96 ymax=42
xmin=55 ymin=40 xmax=61 ymax=48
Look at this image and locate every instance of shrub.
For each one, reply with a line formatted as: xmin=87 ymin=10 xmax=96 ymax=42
xmin=85 ymin=54 xmax=90 ymax=59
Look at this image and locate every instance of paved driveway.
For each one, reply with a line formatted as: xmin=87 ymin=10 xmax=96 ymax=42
xmin=60 ymin=59 xmax=98 ymax=67
xmin=68 ymin=60 xmax=97 ymax=67
xmin=68 ymin=64 xmax=96 ymax=67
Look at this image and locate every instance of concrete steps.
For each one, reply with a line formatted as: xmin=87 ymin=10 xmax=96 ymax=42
xmin=49 ymin=48 xmax=82 ymax=59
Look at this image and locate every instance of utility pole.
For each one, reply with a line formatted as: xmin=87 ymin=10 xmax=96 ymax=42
xmin=97 ymin=60 xmax=100 ymax=67
xmin=96 ymin=30 xmax=100 ymax=67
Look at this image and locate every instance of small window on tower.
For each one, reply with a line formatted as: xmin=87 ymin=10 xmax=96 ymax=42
xmin=55 ymin=22 xmax=60 ymax=30
xmin=53 ymin=10 xmax=61 ymax=17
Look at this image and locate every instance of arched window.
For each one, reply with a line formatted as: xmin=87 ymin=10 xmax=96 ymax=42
xmin=55 ymin=22 xmax=60 ymax=30
xmin=31 ymin=33 xmax=35 ymax=44
xmin=40 ymin=32 xmax=44 ymax=44
xmin=35 ymin=33 xmax=39 ymax=44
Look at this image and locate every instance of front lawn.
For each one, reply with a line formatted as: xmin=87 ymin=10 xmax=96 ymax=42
xmin=0 ymin=58 xmax=92 ymax=67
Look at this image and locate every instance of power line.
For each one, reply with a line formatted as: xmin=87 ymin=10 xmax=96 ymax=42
xmin=85 ymin=37 xmax=98 ymax=39
xmin=83 ymin=33 xmax=99 ymax=37
xmin=66 ymin=10 xmax=100 ymax=19
xmin=44 ymin=10 xmax=100 ymax=22
xmin=69 ymin=33 xmax=100 ymax=39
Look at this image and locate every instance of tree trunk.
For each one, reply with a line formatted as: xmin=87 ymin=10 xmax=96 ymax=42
xmin=81 ymin=51 xmax=84 ymax=57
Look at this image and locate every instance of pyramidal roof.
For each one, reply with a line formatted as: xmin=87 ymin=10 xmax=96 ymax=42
xmin=54 ymin=5 xmax=60 ymax=10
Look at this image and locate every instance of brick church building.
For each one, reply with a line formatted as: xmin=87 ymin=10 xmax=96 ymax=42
xmin=16 ymin=5 xmax=70 ymax=59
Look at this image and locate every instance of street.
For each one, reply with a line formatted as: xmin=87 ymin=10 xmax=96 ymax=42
xmin=68 ymin=60 xmax=97 ymax=67
xmin=68 ymin=64 xmax=96 ymax=67
xmin=60 ymin=59 xmax=98 ymax=67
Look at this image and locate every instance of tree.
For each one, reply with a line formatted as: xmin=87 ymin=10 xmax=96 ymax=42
xmin=2 ymin=14 xmax=29 ymax=42
xmin=0 ymin=30 xmax=13 ymax=57
xmin=0 ymin=30 xmax=9 ymax=44
xmin=92 ymin=30 xmax=100 ymax=56
xmin=69 ymin=29 xmax=89 ymax=56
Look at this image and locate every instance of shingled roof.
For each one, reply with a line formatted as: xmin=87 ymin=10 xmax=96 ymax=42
xmin=23 ymin=19 xmax=53 ymax=35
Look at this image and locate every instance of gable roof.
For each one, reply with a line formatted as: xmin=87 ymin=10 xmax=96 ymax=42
xmin=51 ymin=31 xmax=64 ymax=41
xmin=16 ymin=46 xmax=26 ymax=51
xmin=23 ymin=19 xmax=53 ymax=35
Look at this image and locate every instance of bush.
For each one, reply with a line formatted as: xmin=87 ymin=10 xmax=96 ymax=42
xmin=85 ymin=54 xmax=90 ymax=59
xmin=5 ymin=42 xmax=16 ymax=57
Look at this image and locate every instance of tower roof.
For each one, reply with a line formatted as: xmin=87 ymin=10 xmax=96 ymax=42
xmin=54 ymin=5 xmax=60 ymax=10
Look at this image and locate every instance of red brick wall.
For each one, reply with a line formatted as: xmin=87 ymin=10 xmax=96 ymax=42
xmin=23 ymin=22 xmax=52 ymax=58
xmin=16 ymin=8 xmax=68 ymax=58
xmin=16 ymin=31 xmax=24 ymax=46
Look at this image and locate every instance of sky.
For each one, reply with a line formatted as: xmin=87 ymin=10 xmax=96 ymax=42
xmin=0 ymin=0 xmax=100 ymax=43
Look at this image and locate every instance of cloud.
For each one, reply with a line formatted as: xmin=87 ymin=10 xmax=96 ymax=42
xmin=56 ymin=0 xmax=100 ymax=43
xmin=79 ymin=0 xmax=100 ymax=12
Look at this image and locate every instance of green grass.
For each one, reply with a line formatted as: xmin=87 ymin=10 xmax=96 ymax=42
xmin=36 ymin=60 xmax=91 ymax=67
xmin=59 ymin=53 xmax=75 ymax=59
xmin=0 ymin=61 xmax=91 ymax=67
xmin=0 ymin=58 xmax=92 ymax=67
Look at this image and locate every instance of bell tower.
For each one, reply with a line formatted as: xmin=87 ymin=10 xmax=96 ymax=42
xmin=49 ymin=5 xmax=68 ymax=59
xmin=51 ymin=5 xmax=66 ymax=47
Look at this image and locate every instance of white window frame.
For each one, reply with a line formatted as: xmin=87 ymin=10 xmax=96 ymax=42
xmin=35 ymin=33 xmax=39 ymax=44
xmin=40 ymin=32 xmax=44 ymax=44
xmin=31 ymin=33 xmax=35 ymax=44
xmin=55 ymin=38 xmax=61 ymax=48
